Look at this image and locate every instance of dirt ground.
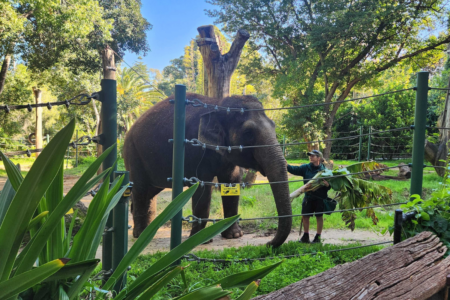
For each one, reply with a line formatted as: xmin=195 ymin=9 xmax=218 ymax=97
xmin=0 ymin=174 xmax=392 ymax=260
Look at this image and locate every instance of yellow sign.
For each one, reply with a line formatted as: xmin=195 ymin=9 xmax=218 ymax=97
xmin=221 ymin=184 xmax=240 ymax=196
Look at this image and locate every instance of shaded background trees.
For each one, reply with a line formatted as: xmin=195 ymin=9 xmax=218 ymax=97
xmin=206 ymin=0 xmax=450 ymax=159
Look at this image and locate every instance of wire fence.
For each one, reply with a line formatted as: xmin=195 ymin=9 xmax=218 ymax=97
xmin=0 ymin=93 xmax=97 ymax=112
xmin=185 ymin=88 xmax=415 ymax=113
xmin=182 ymin=202 xmax=407 ymax=224
xmin=182 ymin=241 xmax=393 ymax=264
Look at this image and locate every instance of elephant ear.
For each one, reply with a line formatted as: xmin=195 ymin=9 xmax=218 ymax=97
xmin=198 ymin=113 xmax=225 ymax=149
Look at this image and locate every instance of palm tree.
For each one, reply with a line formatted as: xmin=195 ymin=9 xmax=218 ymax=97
xmin=116 ymin=66 xmax=165 ymax=134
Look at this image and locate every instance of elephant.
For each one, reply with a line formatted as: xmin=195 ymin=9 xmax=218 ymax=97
xmin=123 ymin=93 xmax=292 ymax=247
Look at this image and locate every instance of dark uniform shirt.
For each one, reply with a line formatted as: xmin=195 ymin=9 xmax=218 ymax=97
xmin=287 ymin=163 xmax=331 ymax=200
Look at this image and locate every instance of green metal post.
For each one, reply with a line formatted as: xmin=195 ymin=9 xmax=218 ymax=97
xmin=367 ymin=126 xmax=371 ymax=161
xmin=358 ymin=126 xmax=363 ymax=162
xmin=410 ymin=72 xmax=429 ymax=198
xmin=75 ymin=130 xmax=78 ymax=168
xmin=112 ymin=171 xmax=130 ymax=293
xmin=170 ymin=85 xmax=186 ymax=254
xmin=100 ymin=78 xmax=117 ymax=279
xmin=282 ymin=135 xmax=286 ymax=157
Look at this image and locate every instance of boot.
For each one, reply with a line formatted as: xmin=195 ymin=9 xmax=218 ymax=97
xmin=300 ymin=233 xmax=310 ymax=243
xmin=312 ymin=234 xmax=321 ymax=244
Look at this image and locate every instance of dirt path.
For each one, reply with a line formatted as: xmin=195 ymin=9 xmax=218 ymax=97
xmin=0 ymin=174 xmax=391 ymax=260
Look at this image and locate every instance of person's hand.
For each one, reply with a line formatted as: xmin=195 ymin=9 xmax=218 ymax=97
xmin=299 ymin=182 xmax=311 ymax=193
xmin=322 ymin=180 xmax=329 ymax=187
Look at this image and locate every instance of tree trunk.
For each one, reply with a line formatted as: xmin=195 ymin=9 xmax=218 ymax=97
xmin=96 ymin=46 xmax=116 ymax=174
xmin=0 ymin=54 xmax=11 ymax=96
xmin=425 ymin=63 xmax=450 ymax=176
xmin=254 ymin=232 xmax=450 ymax=300
xmin=32 ymin=87 xmax=43 ymax=157
xmin=196 ymin=25 xmax=249 ymax=98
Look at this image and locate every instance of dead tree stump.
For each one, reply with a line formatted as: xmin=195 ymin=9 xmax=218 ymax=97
xmin=254 ymin=232 xmax=450 ymax=300
xmin=398 ymin=162 xmax=412 ymax=179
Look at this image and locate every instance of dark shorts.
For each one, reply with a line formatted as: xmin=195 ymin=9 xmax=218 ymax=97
xmin=302 ymin=196 xmax=324 ymax=217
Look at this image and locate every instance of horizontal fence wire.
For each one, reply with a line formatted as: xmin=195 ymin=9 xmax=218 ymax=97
xmin=370 ymin=151 xmax=412 ymax=155
xmin=334 ymin=129 xmax=360 ymax=134
xmin=370 ymin=144 xmax=411 ymax=148
xmin=185 ymin=88 xmax=414 ymax=113
xmin=185 ymin=127 xmax=412 ymax=151
xmin=182 ymin=202 xmax=407 ymax=224
xmin=0 ymin=136 xmax=95 ymax=158
xmin=183 ymin=241 xmax=393 ymax=264
xmin=182 ymin=164 xmax=408 ymax=189
xmin=0 ymin=93 xmax=97 ymax=112
xmin=429 ymin=87 xmax=450 ymax=91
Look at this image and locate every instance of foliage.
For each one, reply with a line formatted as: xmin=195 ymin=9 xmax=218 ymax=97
xmin=130 ymin=240 xmax=386 ymax=299
xmin=386 ymin=163 xmax=450 ymax=254
xmin=207 ymin=0 xmax=450 ymax=157
xmin=0 ymin=120 xmax=279 ymax=300
xmin=117 ymin=64 xmax=165 ymax=134
xmin=399 ymin=195 xmax=450 ymax=253
xmin=305 ymin=161 xmax=393 ymax=230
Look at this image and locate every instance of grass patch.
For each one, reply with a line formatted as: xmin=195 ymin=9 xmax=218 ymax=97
xmin=128 ymin=241 xmax=387 ymax=299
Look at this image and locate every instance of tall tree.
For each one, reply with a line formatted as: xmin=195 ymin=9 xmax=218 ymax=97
xmin=0 ymin=0 xmax=151 ymax=97
xmin=207 ymin=0 xmax=450 ymax=159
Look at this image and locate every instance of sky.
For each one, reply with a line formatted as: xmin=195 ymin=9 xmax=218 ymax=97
xmin=124 ymin=0 xmax=219 ymax=72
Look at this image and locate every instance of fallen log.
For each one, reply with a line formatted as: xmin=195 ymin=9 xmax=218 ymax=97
xmin=253 ymin=232 xmax=450 ymax=300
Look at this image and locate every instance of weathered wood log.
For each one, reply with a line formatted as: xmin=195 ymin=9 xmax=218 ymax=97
xmin=253 ymin=232 xmax=450 ymax=300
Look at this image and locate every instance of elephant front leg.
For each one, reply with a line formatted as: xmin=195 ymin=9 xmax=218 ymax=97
xmin=190 ymin=185 xmax=213 ymax=239
xmin=131 ymin=185 xmax=162 ymax=238
xmin=218 ymin=166 xmax=243 ymax=239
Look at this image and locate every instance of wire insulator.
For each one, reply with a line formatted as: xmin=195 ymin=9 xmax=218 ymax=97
xmin=27 ymin=104 xmax=32 ymax=112
xmin=47 ymin=102 xmax=52 ymax=110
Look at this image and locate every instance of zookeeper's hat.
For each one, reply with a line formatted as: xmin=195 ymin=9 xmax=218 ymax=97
xmin=307 ymin=149 xmax=323 ymax=159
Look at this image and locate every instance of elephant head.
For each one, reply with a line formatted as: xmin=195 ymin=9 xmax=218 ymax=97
xmin=198 ymin=95 xmax=292 ymax=247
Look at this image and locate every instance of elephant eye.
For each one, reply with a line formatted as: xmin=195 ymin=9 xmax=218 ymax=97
xmin=242 ymin=129 xmax=255 ymax=141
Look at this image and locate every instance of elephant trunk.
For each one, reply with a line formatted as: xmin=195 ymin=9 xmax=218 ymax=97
xmin=254 ymin=142 xmax=292 ymax=247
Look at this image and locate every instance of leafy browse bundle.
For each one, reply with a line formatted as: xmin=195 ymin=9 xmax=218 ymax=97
xmin=303 ymin=161 xmax=393 ymax=230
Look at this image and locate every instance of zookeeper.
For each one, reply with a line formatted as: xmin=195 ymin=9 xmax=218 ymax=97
xmin=286 ymin=149 xmax=330 ymax=243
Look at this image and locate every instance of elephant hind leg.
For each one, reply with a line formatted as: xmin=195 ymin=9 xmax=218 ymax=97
xmin=131 ymin=184 xmax=163 ymax=238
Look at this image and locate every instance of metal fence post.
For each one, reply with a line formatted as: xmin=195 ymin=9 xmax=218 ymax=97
xmin=100 ymin=77 xmax=118 ymax=280
xmin=367 ymin=126 xmax=371 ymax=161
xmin=358 ymin=126 xmax=363 ymax=162
xmin=410 ymin=72 xmax=428 ymax=199
xmin=170 ymin=85 xmax=186 ymax=255
xmin=113 ymin=171 xmax=130 ymax=293
xmin=393 ymin=209 xmax=403 ymax=244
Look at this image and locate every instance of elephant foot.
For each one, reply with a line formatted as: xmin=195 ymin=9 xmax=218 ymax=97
xmin=133 ymin=226 xmax=144 ymax=238
xmin=221 ymin=223 xmax=243 ymax=239
xmin=203 ymin=239 xmax=213 ymax=244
